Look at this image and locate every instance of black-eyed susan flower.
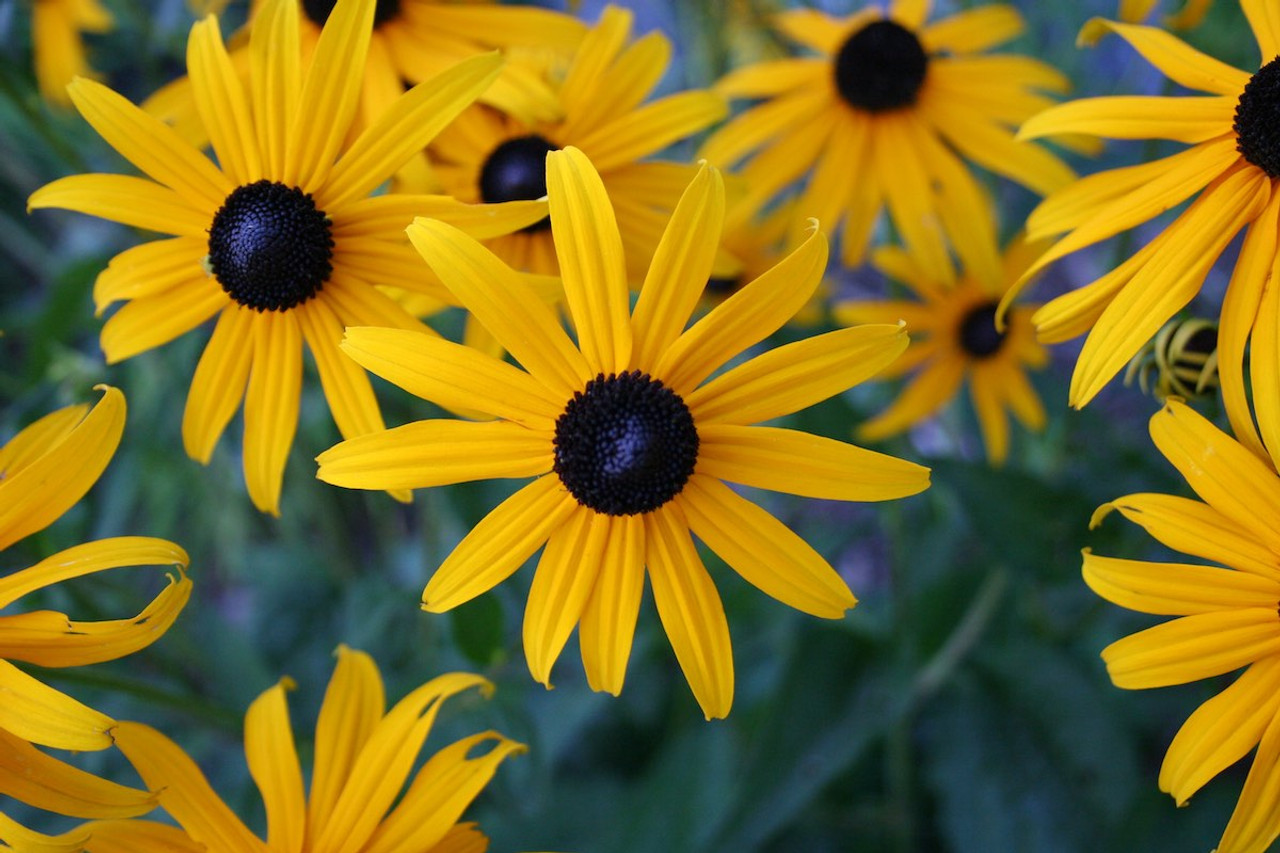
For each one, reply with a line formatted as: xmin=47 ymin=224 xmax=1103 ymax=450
xmin=1005 ymin=8 xmax=1280 ymax=447
xmin=30 ymin=0 xmax=112 ymax=107
xmin=1118 ymin=0 xmax=1212 ymax=29
xmin=699 ymin=0 xmax=1076 ymax=286
xmin=0 ymin=387 xmax=189 ymax=828
xmin=2 ymin=646 xmax=522 ymax=853
xmin=29 ymin=0 xmax=546 ymax=515
xmin=834 ymin=236 xmax=1048 ymax=465
xmin=1086 ymin=399 xmax=1280 ymax=853
xmin=317 ymin=148 xmax=930 ymax=719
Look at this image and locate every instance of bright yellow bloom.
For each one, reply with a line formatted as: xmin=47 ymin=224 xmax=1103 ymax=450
xmin=317 ymin=148 xmax=930 ymax=719
xmin=1087 ymin=399 xmax=1280 ymax=853
xmin=1118 ymin=0 xmax=1213 ymax=29
xmin=0 ymin=646 xmax=522 ymax=853
xmin=700 ymin=0 xmax=1075 ymax=284
xmin=0 ymin=387 xmax=190 ymax=828
xmin=1004 ymin=6 xmax=1280 ymax=452
xmin=30 ymin=0 xmax=112 ymax=107
xmin=834 ymin=236 xmax=1048 ymax=465
xmin=29 ymin=0 xmax=545 ymax=515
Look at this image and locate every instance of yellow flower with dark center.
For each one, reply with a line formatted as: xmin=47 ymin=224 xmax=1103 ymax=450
xmin=1118 ymin=0 xmax=1213 ymax=29
xmin=30 ymin=0 xmax=112 ymax=107
xmin=0 ymin=387 xmax=190 ymax=832
xmin=834 ymin=237 xmax=1048 ymax=465
xmin=29 ymin=0 xmax=546 ymax=515
xmin=1087 ymin=399 xmax=1280 ymax=853
xmin=1 ymin=646 xmax=522 ymax=853
xmin=317 ymin=148 xmax=930 ymax=719
xmin=699 ymin=0 xmax=1076 ymax=287
xmin=1004 ymin=6 xmax=1280 ymax=453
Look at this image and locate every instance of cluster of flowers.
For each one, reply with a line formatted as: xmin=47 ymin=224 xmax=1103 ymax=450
xmin=8 ymin=0 xmax=1280 ymax=849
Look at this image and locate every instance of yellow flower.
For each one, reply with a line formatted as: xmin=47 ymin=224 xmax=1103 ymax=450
xmin=29 ymin=0 xmax=545 ymax=515
xmin=317 ymin=148 xmax=930 ymax=719
xmin=1118 ymin=0 xmax=1213 ymax=29
xmin=1004 ymin=7 xmax=1279 ymax=452
xmin=30 ymin=0 xmax=112 ymax=107
xmin=834 ymin=236 xmax=1049 ymax=465
xmin=0 ymin=387 xmax=190 ymax=828
xmin=1 ymin=646 xmax=522 ymax=853
xmin=1087 ymin=399 xmax=1280 ymax=853
xmin=700 ymin=0 xmax=1075 ymax=285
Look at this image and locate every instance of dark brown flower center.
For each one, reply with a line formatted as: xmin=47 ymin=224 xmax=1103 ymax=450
xmin=302 ymin=0 xmax=400 ymax=27
xmin=207 ymin=180 xmax=333 ymax=312
xmin=958 ymin=302 xmax=1005 ymax=359
xmin=1235 ymin=56 xmax=1280 ymax=178
xmin=553 ymin=371 xmax=699 ymax=516
xmin=478 ymin=135 xmax=559 ymax=233
xmin=833 ymin=19 xmax=929 ymax=113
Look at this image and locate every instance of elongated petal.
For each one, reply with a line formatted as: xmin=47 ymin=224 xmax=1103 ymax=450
xmin=0 ymin=812 xmax=88 ymax=853
xmin=631 ymin=163 xmax=724 ymax=366
xmin=0 ymin=659 xmax=113 ymax=751
xmin=523 ymin=509 xmax=605 ymax=687
xmin=113 ymin=721 xmax=267 ymax=853
xmin=423 ymin=477 xmax=576 ymax=611
xmin=578 ymin=512 xmax=644 ymax=696
xmin=29 ymin=174 xmax=210 ymax=237
xmin=0 ymin=405 xmax=85 ymax=481
xmin=1245 ymin=0 xmax=1280 ymax=58
xmin=698 ymin=90 xmax=830 ymax=167
xmin=1217 ymin=693 xmax=1280 ymax=853
xmin=0 ymin=386 xmax=122 ymax=552
xmin=251 ymin=0 xmax=300 ymax=177
xmin=298 ymin=300 xmax=383 ymax=442
xmin=577 ymin=91 xmax=726 ymax=173
xmin=1160 ymin=656 xmax=1280 ymax=805
xmin=546 ymin=147 xmax=632 ymax=375
xmin=680 ymin=475 xmax=855 ymax=618
xmin=65 ymin=77 xmax=230 ymax=208
xmin=558 ymin=5 xmax=631 ymax=123
xmin=183 ymin=305 xmax=253 ymax=464
xmin=188 ymin=17 xmax=260 ymax=185
xmin=922 ymin=5 xmax=1022 ymax=53
xmin=94 ymin=236 xmax=207 ymax=312
xmin=874 ymin=113 xmax=954 ymax=288
xmin=1078 ymin=18 xmax=1249 ymax=95
xmin=407 ymin=218 xmax=591 ymax=397
xmin=339 ymin=328 xmax=562 ymax=428
xmin=99 ymin=279 xmax=228 ymax=363
xmin=1019 ymin=95 xmax=1235 ymax=143
xmin=66 ymin=821 xmax=205 ymax=853
xmin=323 ymin=53 xmax=502 ymax=209
xmin=773 ymin=8 xmax=858 ymax=54
xmin=687 ymin=324 xmax=908 ymax=425
xmin=1083 ymin=552 xmax=1280 ymax=616
xmin=712 ymin=58 xmax=824 ymax=98
xmin=646 ymin=508 xmax=733 ymax=720
xmin=245 ymin=682 xmax=305 ymax=853
xmin=698 ymin=424 xmax=929 ymax=502
xmin=242 ymin=311 xmax=303 ymax=516
xmin=1102 ymin=608 xmax=1280 ymax=689
xmin=0 ymin=729 xmax=154 ymax=818
xmin=858 ymin=355 xmax=966 ymax=442
xmin=0 ymin=537 xmax=187 ymax=612
xmin=335 ymin=195 xmax=548 ymax=240
xmin=309 ymin=646 xmax=385 ymax=843
xmin=656 ymin=226 xmax=827 ymax=394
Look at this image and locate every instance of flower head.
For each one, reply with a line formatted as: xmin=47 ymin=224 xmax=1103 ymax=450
xmin=29 ymin=0 xmax=545 ymax=514
xmin=317 ymin=148 xmax=929 ymax=718
xmin=1087 ymin=399 xmax=1280 ymax=853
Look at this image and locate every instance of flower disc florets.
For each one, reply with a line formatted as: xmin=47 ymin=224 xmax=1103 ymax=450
xmin=479 ymin=134 xmax=559 ymax=232
xmin=207 ymin=180 xmax=334 ymax=312
xmin=958 ymin=302 xmax=1005 ymax=358
xmin=833 ymin=19 xmax=929 ymax=113
xmin=1235 ymin=56 xmax=1280 ymax=178
xmin=302 ymin=0 xmax=400 ymax=27
xmin=553 ymin=371 xmax=699 ymax=516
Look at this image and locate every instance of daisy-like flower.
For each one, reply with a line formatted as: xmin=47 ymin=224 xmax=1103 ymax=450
xmin=1004 ymin=7 xmax=1280 ymax=453
xmin=1118 ymin=0 xmax=1213 ymax=29
xmin=833 ymin=236 xmax=1049 ymax=465
xmin=30 ymin=0 xmax=112 ymax=107
xmin=29 ymin=0 xmax=546 ymax=515
xmin=1 ymin=646 xmax=523 ymax=853
xmin=699 ymin=0 xmax=1076 ymax=288
xmin=317 ymin=148 xmax=930 ymax=719
xmin=0 ymin=387 xmax=189 ymax=827
xmin=1086 ymin=399 xmax=1280 ymax=853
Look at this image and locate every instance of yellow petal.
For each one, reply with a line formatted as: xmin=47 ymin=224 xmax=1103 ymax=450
xmin=921 ymin=4 xmax=1023 ymax=53
xmin=1217 ymin=692 xmax=1280 ymax=853
xmin=0 ymin=658 xmax=113 ymax=751
xmin=679 ymin=475 xmax=855 ymax=619
xmin=712 ymin=58 xmax=823 ymax=99
xmin=29 ymin=174 xmax=211 ymax=237
xmin=558 ymin=5 xmax=631 ymax=123
xmin=1083 ymin=552 xmax=1280 ymax=616
xmin=773 ymin=8 xmax=856 ymax=54
xmin=698 ymin=424 xmax=929 ymax=502
xmin=578 ymin=513 xmax=644 ymax=697
xmin=113 ymin=721 xmax=267 ymax=852
xmin=560 ymin=26 xmax=664 ymax=137
xmin=873 ymin=113 xmax=954 ymax=288
xmin=645 ymin=508 xmax=734 ymax=720
xmin=188 ymin=16 xmax=260 ymax=185
xmin=1077 ymin=18 xmax=1249 ymax=96
xmin=335 ymin=195 xmax=548 ymax=240
xmin=0 ymin=404 xmax=86 ymax=481
xmin=0 ymin=812 xmax=89 ymax=853
xmin=890 ymin=0 xmax=930 ymax=29
xmin=250 ymin=0 xmax=300 ymax=177
xmin=245 ymin=681 xmax=305 ymax=853
xmin=929 ymin=95 xmax=1074 ymax=197
xmin=99 ymin=279 xmax=228 ymax=364
xmin=858 ymin=356 xmax=967 ymax=442
xmin=577 ymin=91 xmax=726 ymax=173
xmin=523 ymin=510 xmax=605 ymax=687
xmin=298 ymin=300 xmax=384 ymax=442
xmin=242 ymin=311 xmax=303 ymax=516
xmin=94 ymin=236 xmax=207 ymax=312
xmin=423 ymin=477 xmax=576 ymax=612
xmin=1244 ymin=0 xmax=1280 ymax=58
xmin=698 ymin=89 xmax=830 ymax=168
xmin=0 ymin=729 xmax=154 ymax=818
xmin=1018 ymin=95 xmax=1234 ymax=144
xmin=68 ymin=821 xmax=205 ymax=853
xmin=1102 ymin=608 xmax=1280 ymax=689
xmin=0 ymin=386 xmax=122 ymax=552
xmin=182 ymin=305 xmax=254 ymax=464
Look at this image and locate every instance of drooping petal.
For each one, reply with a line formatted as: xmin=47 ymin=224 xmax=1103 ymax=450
xmin=244 ymin=681 xmax=305 ymax=853
xmin=0 ymin=729 xmax=154 ymax=818
xmin=1101 ymin=608 xmax=1280 ymax=689
xmin=578 ymin=513 xmax=645 ymax=696
xmin=0 ymin=404 xmax=85 ymax=481
xmin=680 ymin=475 xmax=856 ymax=619
xmin=0 ymin=537 xmax=187 ymax=612
xmin=523 ymin=510 xmax=606 ymax=687
xmin=0 ymin=812 xmax=89 ymax=853
xmin=0 ymin=659 xmax=113 ymax=752
xmin=242 ymin=311 xmax=303 ymax=516
xmin=1216 ymin=692 xmax=1280 ymax=853
xmin=183 ymin=305 xmax=253 ymax=464
xmin=309 ymin=646 xmax=385 ymax=844
xmin=1077 ymin=18 xmax=1250 ymax=96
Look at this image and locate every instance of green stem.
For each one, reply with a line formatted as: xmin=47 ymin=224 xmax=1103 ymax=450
xmin=911 ymin=567 xmax=1008 ymax=706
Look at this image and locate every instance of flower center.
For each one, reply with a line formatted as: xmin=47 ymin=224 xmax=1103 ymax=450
xmin=207 ymin=180 xmax=334 ymax=312
xmin=553 ymin=371 xmax=699 ymax=516
xmin=1235 ymin=56 xmax=1280 ymax=178
xmin=833 ymin=19 xmax=929 ymax=113
xmin=958 ymin=302 xmax=1005 ymax=358
xmin=478 ymin=134 xmax=558 ymax=233
xmin=302 ymin=0 xmax=400 ymax=27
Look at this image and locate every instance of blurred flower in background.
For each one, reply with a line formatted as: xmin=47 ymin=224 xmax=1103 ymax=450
xmin=29 ymin=0 xmax=113 ymax=107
